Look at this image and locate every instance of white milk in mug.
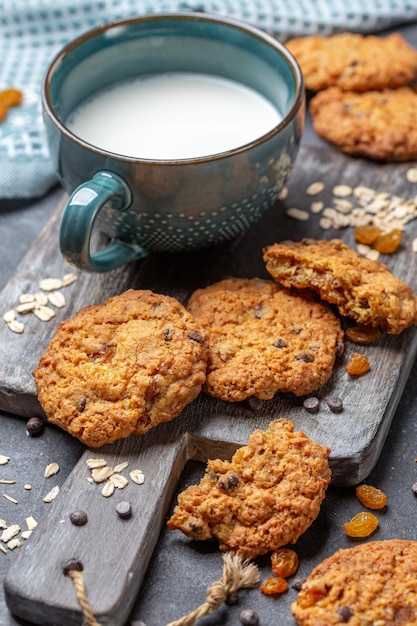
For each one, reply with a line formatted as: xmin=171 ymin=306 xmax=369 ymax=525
xmin=66 ymin=72 xmax=282 ymax=160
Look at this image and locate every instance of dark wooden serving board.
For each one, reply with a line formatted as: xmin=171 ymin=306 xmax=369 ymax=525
xmin=2 ymin=145 xmax=417 ymax=625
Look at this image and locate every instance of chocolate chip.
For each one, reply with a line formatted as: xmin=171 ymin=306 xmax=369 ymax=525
xmin=337 ymin=606 xmax=354 ymax=622
xmin=225 ymin=590 xmax=239 ymax=605
xmin=77 ymin=397 xmax=87 ymax=413
xmin=273 ymin=338 xmax=287 ymax=348
xmin=291 ymin=576 xmax=307 ymax=591
xmin=26 ymin=416 xmax=44 ymax=437
xmin=218 ymin=473 xmax=240 ymax=491
xmin=187 ymin=331 xmax=204 ymax=343
xmin=188 ymin=522 xmax=203 ymax=534
xmin=116 ymin=501 xmax=132 ymax=519
xmin=254 ymin=305 xmax=265 ymax=319
xmin=327 ymin=396 xmax=343 ymax=413
xmin=296 ymin=353 xmax=314 ymax=363
xmin=240 ymin=608 xmax=259 ymax=625
xmin=303 ymin=396 xmax=319 ymax=413
xmin=62 ymin=559 xmax=83 ymax=575
xmin=163 ymin=327 xmax=171 ymax=340
xmin=70 ymin=510 xmax=88 ymax=526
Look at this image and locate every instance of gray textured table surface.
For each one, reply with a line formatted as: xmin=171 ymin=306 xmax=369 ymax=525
xmin=1 ymin=21 xmax=417 ymax=626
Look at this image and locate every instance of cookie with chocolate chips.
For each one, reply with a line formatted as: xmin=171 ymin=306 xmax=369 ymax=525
xmin=291 ymin=539 xmax=417 ymax=625
xmin=168 ymin=418 xmax=331 ymax=559
xmin=33 ymin=289 xmax=208 ymax=447
xmin=186 ymin=277 xmax=343 ymax=401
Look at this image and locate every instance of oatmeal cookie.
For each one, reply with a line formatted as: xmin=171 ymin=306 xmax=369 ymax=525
xmin=33 ymin=289 xmax=208 ymax=448
xmin=167 ymin=418 xmax=331 ymax=559
xmin=309 ymin=86 xmax=417 ymax=161
xmin=286 ymin=32 xmax=417 ymax=92
xmin=187 ymin=277 xmax=343 ymax=401
xmin=263 ymin=238 xmax=417 ymax=334
xmin=291 ymin=539 xmax=417 ymax=625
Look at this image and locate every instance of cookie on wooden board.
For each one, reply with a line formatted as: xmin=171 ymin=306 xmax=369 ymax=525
xmin=187 ymin=277 xmax=343 ymax=401
xmin=286 ymin=32 xmax=417 ymax=92
xmin=309 ymin=86 xmax=417 ymax=161
xmin=33 ymin=289 xmax=208 ymax=448
xmin=291 ymin=539 xmax=417 ymax=625
xmin=167 ymin=418 xmax=331 ymax=559
xmin=263 ymin=238 xmax=417 ymax=334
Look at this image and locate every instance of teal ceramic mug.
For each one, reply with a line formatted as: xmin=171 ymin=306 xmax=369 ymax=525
xmin=42 ymin=12 xmax=305 ymax=272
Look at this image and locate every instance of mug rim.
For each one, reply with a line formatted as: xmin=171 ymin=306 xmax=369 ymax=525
xmin=42 ymin=11 xmax=305 ymax=166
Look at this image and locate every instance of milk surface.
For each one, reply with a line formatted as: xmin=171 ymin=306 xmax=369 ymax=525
xmin=66 ymin=72 xmax=282 ymax=159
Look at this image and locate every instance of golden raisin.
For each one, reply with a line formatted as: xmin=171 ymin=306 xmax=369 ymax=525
xmin=297 ymin=587 xmax=327 ymax=608
xmin=373 ymin=229 xmax=402 ymax=254
xmin=356 ymin=484 xmax=387 ymax=509
xmin=345 ymin=325 xmax=381 ymax=345
xmin=0 ymin=88 xmax=22 ymax=107
xmin=271 ymin=548 xmax=299 ymax=578
xmin=354 ymin=224 xmax=381 ymax=245
xmin=0 ymin=104 xmax=7 ymax=122
xmin=345 ymin=352 xmax=370 ymax=376
xmin=260 ymin=576 xmax=288 ymax=595
xmin=343 ymin=511 xmax=379 ymax=537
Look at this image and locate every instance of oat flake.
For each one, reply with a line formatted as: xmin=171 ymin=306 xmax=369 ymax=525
xmin=92 ymin=466 xmax=114 ymax=483
xmin=306 ymin=181 xmax=325 ymax=196
xmin=130 ymin=469 xmax=145 ymax=485
xmin=44 ymin=462 xmax=60 ymax=478
xmin=406 ymin=167 xmax=417 ymax=183
xmin=86 ymin=458 xmax=107 ymax=469
xmin=102 ymin=481 xmax=115 ymax=498
xmin=43 ymin=485 xmax=60 ymax=503
xmin=286 ymin=207 xmax=310 ymax=221
xmin=0 ymin=456 xmax=10 ymax=465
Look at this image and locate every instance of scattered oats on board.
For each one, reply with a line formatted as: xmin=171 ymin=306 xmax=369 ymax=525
xmin=130 ymin=469 xmax=145 ymax=485
xmin=2 ymin=493 xmax=17 ymax=504
xmin=114 ymin=461 xmax=129 ymax=473
xmin=110 ymin=474 xmax=129 ymax=489
xmin=333 ymin=184 xmax=352 ymax=197
xmin=102 ymin=481 xmax=115 ymax=498
xmin=3 ymin=272 xmax=77 ymax=333
xmin=92 ymin=466 xmax=114 ymax=483
xmin=86 ymin=458 xmax=107 ymax=469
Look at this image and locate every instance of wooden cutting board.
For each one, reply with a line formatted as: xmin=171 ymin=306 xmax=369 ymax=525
xmin=3 ymin=145 xmax=417 ymax=625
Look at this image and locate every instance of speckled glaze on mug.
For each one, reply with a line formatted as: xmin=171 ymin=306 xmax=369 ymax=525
xmin=43 ymin=12 xmax=304 ymax=272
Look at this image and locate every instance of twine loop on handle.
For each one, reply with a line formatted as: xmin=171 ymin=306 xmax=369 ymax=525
xmin=166 ymin=553 xmax=260 ymax=626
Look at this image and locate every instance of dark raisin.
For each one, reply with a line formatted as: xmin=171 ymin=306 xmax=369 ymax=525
xmin=296 ymin=353 xmax=314 ymax=363
xmin=225 ymin=590 xmax=239 ymax=605
xmin=77 ymin=397 xmax=87 ymax=413
xmin=70 ymin=510 xmax=88 ymax=526
xmin=337 ymin=606 xmax=354 ymax=622
xmin=187 ymin=331 xmax=204 ymax=343
xmin=62 ymin=559 xmax=83 ymax=575
xmin=326 ymin=396 xmax=343 ymax=413
xmin=218 ymin=473 xmax=240 ymax=491
xmin=26 ymin=416 xmax=44 ymax=437
xmin=163 ymin=328 xmax=171 ymax=340
xmin=273 ymin=338 xmax=287 ymax=348
xmin=240 ymin=608 xmax=259 ymax=625
xmin=291 ymin=576 xmax=307 ymax=591
xmin=116 ymin=501 xmax=132 ymax=519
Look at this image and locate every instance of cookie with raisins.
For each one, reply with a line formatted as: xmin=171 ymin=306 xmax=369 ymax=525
xmin=168 ymin=418 xmax=331 ymax=559
xmin=33 ymin=289 xmax=208 ymax=447
xmin=263 ymin=238 xmax=417 ymax=334
xmin=291 ymin=539 xmax=417 ymax=625
xmin=186 ymin=277 xmax=343 ymax=401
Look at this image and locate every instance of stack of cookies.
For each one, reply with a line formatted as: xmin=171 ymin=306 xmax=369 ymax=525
xmin=286 ymin=32 xmax=417 ymax=161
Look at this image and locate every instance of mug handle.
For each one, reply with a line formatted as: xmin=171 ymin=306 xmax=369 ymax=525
xmin=59 ymin=170 xmax=149 ymax=272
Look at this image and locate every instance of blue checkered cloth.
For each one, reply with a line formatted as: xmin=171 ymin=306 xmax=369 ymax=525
xmin=1 ymin=0 xmax=417 ymax=199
